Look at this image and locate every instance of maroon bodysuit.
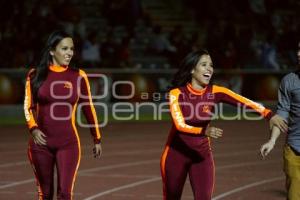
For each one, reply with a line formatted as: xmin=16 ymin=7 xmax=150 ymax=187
xmin=160 ymin=83 xmax=272 ymax=200
xmin=24 ymin=65 xmax=101 ymax=200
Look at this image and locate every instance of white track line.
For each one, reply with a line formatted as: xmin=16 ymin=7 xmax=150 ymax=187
xmin=81 ymin=160 xmax=281 ymax=199
xmin=0 ymin=153 xmax=280 ymax=191
xmin=216 ymin=160 xmax=280 ymax=170
xmin=0 ymin=161 xmax=28 ymax=168
xmin=212 ymin=176 xmax=284 ymax=200
xmin=0 ymin=159 xmax=157 ymax=189
xmin=83 ymin=177 xmax=161 ymax=200
xmin=0 ymin=191 xmax=15 ymax=194
xmin=112 ymin=194 xmax=135 ymax=197
xmin=0 ymin=148 xmax=277 ymax=169
xmin=145 ymin=194 xmax=163 ymax=199
xmin=0 ymin=179 xmax=36 ymax=189
xmin=79 ymin=160 xmax=157 ymax=174
xmin=79 ymin=174 xmax=157 ymax=179
xmin=0 ymin=149 xmax=160 ymax=168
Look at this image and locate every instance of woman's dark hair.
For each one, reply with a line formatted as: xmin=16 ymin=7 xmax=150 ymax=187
xmin=170 ymin=49 xmax=210 ymax=89
xmin=31 ymin=30 xmax=71 ymax=101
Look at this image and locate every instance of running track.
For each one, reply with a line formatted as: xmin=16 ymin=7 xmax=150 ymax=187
xmin=0 ymin=121 xmax=286 ymax=200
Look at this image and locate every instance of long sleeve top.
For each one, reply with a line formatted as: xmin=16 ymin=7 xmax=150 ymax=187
xmin=24 ymin=65 xmax=102 ymax=145
xmin=277 ymin=72 xmax=300 ymax=153
xmin=169 ymin=83 xmax=272 ymax=135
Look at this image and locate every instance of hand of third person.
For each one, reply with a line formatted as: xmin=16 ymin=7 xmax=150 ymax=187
xmin=260 ymin=140 xmax=275 ymax=159
xmin=269 ymin=114 xmax=288 ymax=133
xmin=205 ymin=127 xmax=223 ymax=139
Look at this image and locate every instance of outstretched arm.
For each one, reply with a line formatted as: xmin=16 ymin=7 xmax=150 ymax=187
xmin=212 ymin=85 xmax=272 ymax=118
xmin=212 ymin=85 xmax=287 ymax=131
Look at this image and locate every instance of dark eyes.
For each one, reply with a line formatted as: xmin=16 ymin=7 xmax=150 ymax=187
xmin=201 ymin=63 xmax=213 ymax=68
xmin=62 ymin=47 xmax=74 ymax=51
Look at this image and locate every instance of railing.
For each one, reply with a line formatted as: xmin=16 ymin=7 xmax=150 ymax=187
xmin=0 ymin=67 xmax=295 ymax=124
xmin=0 ymin=67 xmax=296 ymax=105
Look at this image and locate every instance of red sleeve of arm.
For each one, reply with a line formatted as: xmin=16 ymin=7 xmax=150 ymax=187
xmin=212 ymin=85 xmax=273 ymax=120
xmin=169 ymin=88 xmax=203 ymax=134
xmin=24 ymin=69 xmax=38 ymax=132
xmin=79 ymin=70 xmax=102 ymax=144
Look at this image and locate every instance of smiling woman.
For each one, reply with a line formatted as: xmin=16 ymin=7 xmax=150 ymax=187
xmin=49 ymin=37 xmax=74 ymax=66
xmin=23 ymin=30 xmax=103 ymax=200
xmin=160 ymin=49 xmax=287 ymax=200
xmin=190 ymin=54 xmax=213 ymax=88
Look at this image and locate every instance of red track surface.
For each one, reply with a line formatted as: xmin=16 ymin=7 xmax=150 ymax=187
xmin=0 ymin=121 xmax=286 ymax=200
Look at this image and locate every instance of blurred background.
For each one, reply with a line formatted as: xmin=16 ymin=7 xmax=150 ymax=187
xmin=0 ymin=0 xmax=299 ymax=124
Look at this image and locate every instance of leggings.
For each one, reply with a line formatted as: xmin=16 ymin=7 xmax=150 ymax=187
xmin=28 ymin=140 xmax=80 ymax=200
xmin=161 ymin=134 xmax=214 ymax=200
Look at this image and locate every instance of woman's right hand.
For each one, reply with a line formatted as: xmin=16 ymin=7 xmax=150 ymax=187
xmin=31 ymin=129 xmax=47 ymax=145
xmin=205 ymin=127 xmax=223 ymax=139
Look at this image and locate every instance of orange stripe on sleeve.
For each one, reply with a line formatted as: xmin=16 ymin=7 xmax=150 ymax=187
xmin=169 ymin=88 xmax=202 ymax=134
xmin=212 ymin=85 xmax=272 ymax=118
xmin=79 ymin=70 xmax=101 ymax=142
xmin=24 ymin=70 xmax=38 ymax=131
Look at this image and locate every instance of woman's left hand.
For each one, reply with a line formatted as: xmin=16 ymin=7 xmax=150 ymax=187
xmin=93 ymin=143 xmax=102 ymax=159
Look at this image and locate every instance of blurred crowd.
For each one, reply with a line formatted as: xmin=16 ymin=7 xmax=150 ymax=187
xmin=0 ymin=0 xmax=299 ymax=70
xmin=186 ymin=0 xmax=300 ymax=71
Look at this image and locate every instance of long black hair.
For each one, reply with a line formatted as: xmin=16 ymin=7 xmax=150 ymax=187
xmin=170 ymin=49 xmax=210 ymax=89
xmin=31 ymin=30 xmax=72 ymax=101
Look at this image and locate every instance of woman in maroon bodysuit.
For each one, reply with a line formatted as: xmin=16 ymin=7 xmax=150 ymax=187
xmin=24 ymin=30 xmax=102 ymax=200
xmin=160 ymin=49 xmax=287 ymax=200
